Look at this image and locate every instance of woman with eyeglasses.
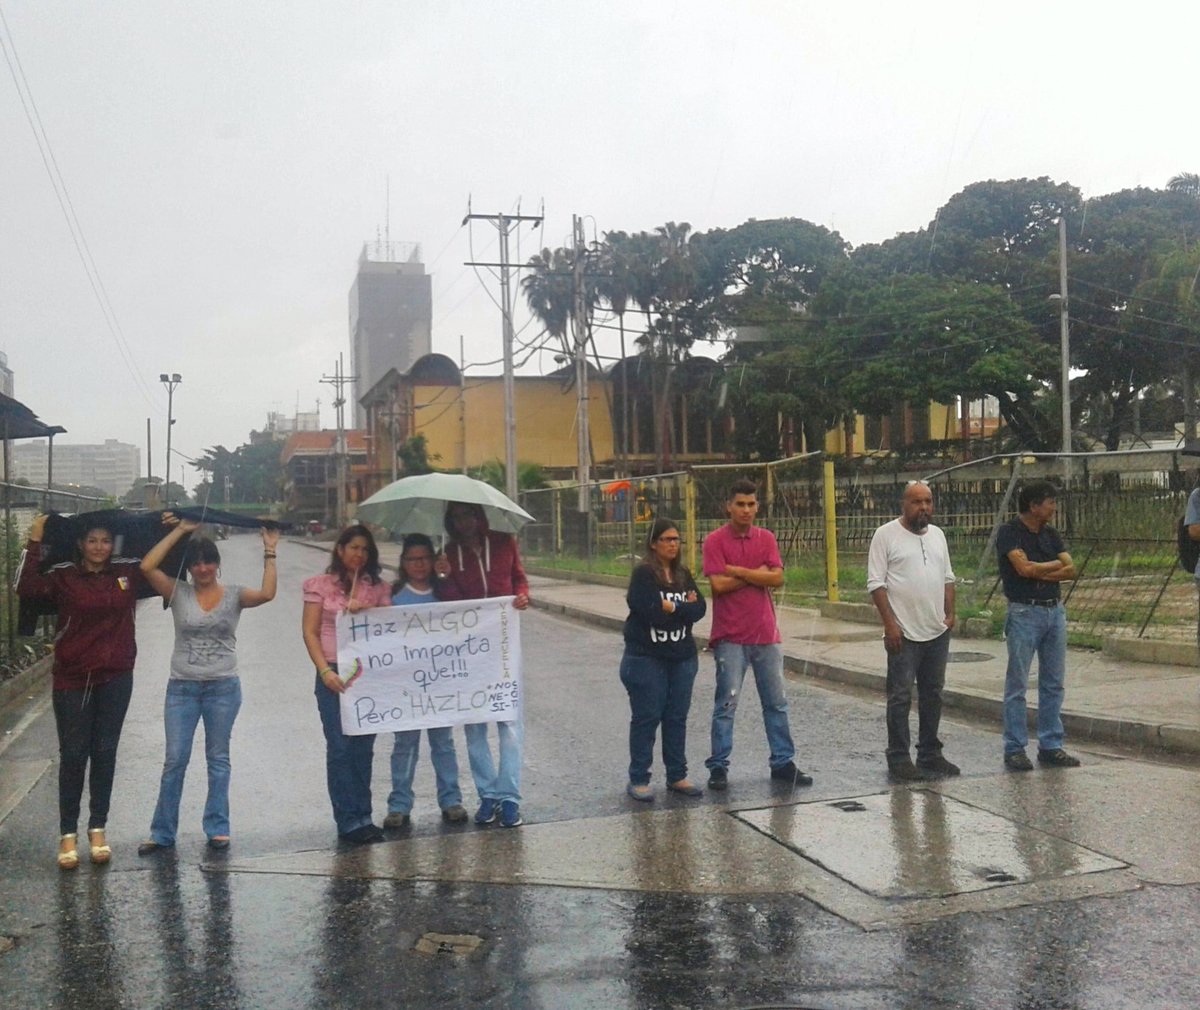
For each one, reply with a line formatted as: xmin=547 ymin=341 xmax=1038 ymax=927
xmin=619 ymin=517 xmax=707 ymax=801
xmin=382 ymin=533 xmax=467 ymax=830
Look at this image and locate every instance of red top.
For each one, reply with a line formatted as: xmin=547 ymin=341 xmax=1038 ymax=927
xmin=702 ymin=524 xmax=783 ymax=646
xmin=16 ymin=541 xmax=148 ymax=691
xmin=438 ymin=530 xmax=529 ymax=601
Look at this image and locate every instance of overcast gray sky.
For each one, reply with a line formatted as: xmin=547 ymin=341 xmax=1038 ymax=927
xmin=3 ymin=1 xmax=1198 ymax=484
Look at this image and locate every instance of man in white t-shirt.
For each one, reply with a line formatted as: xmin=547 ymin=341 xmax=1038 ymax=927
xmin=867 ymin=481 xmax=959 ymax=782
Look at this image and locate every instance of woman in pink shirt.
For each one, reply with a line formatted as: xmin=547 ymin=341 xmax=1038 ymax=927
xmin=302 ymin=525 xmax=393 ymax=844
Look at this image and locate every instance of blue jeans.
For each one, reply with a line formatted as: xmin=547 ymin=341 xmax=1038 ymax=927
xmin=388 ymin=727 xmax=463 ymax=814
xmin=706 ymin=641 xmax=795 ymax=771
xmin=464 ymin=720 xmax=522 ymax=803
xmin=619 ymin=650 xmax=699 ymax=785
xmin=314 ymin=673 xmax=377 ymax=835
xmin=149 ymin=677 xmax=242 ymax=845
xmin=1003 ymin=602 xmax=1067 ymax=754
xmin=885 ymin=630 xmax=950 ymax=764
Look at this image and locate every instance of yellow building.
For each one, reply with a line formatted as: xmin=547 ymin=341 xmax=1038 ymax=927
xmin=358 ymin=353 xmax=997 ymax=495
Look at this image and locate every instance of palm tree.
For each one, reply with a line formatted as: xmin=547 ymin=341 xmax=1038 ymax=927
xmin=595 ymin=231 xmax=635 ymax=468
xmin=521 ymin=248 xmax=574 ymax=358
xmin=1167 ymin=172 xmax=1200 ymax=198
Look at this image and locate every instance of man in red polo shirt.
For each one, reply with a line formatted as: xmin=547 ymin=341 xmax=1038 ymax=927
xmin=702 ymin=479 xmax=812 ymax=791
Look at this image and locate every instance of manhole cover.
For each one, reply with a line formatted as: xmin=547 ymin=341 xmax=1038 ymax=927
xmin=946 ymin=651 xmax=994 ymax=663
xmin=735 ymin=790 xmax=1124 ymax=899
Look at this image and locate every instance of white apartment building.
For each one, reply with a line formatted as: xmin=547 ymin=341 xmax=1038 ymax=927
xmin=11 ymin=438 xmax=141 ymax=497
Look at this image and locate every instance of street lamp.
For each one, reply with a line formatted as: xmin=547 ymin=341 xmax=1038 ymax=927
xmin=160 ymin=372 xmax=181 ymax=503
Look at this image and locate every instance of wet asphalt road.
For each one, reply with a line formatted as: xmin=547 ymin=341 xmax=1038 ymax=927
xmin=1 ymin=534 xmax=1198 ymax=1009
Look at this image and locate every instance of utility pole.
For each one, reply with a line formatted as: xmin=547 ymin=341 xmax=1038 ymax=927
xmin=1057 ymin=216 xmax=1071 ymax=487
xmin=320 ymin=354 xmax=357 ymax=527
xmin=572 ymin=214 xmax=591 ymax=512
xmin=463 ymin=203 xmax=543 ymax=501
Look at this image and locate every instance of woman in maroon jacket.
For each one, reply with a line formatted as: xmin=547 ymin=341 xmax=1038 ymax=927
xmin=435 ymin=502 xmax=529 ymax=829
xmin=17 ymin=513 xmax=151 ymax=869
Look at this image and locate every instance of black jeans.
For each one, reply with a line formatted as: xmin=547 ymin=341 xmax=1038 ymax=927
xmin=885 ymin=630 xmax=950 ymax=764
xmin=52 ymin=672 xmax=133 ymax=834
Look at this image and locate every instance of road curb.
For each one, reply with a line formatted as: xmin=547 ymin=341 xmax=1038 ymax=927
xmin=0 ymin=655 xmax=52 ymax=714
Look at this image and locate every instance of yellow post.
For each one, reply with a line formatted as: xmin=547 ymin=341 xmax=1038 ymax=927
xmin=554 ymin=488 xmax=562 ymax=555
xmin=823 ymin=459 xmax=839 ymax=601
xmin=685 ymin=471 xmax=697 ymax=574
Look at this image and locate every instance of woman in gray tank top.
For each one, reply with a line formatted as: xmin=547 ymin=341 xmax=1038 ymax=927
xmin=135 ymin=514 xmax=280 ymax=853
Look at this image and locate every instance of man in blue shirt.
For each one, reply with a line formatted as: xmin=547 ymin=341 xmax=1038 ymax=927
xmin=995 ymin=480 xmax=1079 ymax=771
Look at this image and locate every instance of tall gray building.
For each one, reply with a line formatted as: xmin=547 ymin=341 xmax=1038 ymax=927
xmin=349 ymin=242 xmax=432 ymax=425
xmin=11 ymin=438 xmax=140 ymax=497
xmin=0 ymin=351 xmax=13 ymax=397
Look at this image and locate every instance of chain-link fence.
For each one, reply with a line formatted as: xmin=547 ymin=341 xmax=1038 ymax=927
xmin=519 ymin=447 xmax=1199 ymax=645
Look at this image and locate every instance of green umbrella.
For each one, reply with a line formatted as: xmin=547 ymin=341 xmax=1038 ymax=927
xmin=356 ymin=472 xmax=535 ymax=536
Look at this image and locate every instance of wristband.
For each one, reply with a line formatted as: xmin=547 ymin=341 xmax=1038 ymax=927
xmin=264 ymin=552 xmax=277 ymax=559
xmin=318 ymin=667 xmax=333 ymax=678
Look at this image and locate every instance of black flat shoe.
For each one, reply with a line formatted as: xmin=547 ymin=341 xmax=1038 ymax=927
xmin=137 ymin=840 xmax=174 ymax=857
xmin=207 ymin=836 xmax=231 ymax=851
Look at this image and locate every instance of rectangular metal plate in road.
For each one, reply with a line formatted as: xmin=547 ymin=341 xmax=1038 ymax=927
xmin=734 ymin=789 xmax=1126 ymax=899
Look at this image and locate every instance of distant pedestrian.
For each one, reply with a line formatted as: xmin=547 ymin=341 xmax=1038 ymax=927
xmin=702 ymin=479 xmax=811 ymax=791
xmin=619 ymin=518 xmax=707 ymax=801
xmin=135 ymin=514 xmax=279 ymax=855
xmin=383 ymin=533 xmax=467 ymax=829
xmin=302 ymin=525 xmax=393 ymax=844
xmin=997 ymin=481 xmax=1079 ymax=771
xmin=867 ymin=481 xmax=959 ymax=782
xmin=17 ymin=513 xmax=152 ymax=870
xmin=435 ymin=501 xmax=530 ymax=829
xmin=1184 ymin=475 xmax=1200 ymax=656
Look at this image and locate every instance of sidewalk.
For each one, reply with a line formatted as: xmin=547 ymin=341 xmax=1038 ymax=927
xmin=325 ymin=539 xmax=1200 ymax=757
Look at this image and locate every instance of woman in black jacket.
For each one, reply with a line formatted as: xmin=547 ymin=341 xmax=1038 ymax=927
xmin=619 ymin=517 xmax=707 ymax=801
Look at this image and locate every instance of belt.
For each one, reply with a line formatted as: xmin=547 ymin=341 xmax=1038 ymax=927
xmin=1009 ymin=598 xmax=1059 ymax=608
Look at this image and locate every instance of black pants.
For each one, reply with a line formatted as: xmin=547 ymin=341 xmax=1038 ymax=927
xmin=885 ymin=630 xmax=950 ymax=764
xmin=52 ymin=672 xmax=133 ymax=835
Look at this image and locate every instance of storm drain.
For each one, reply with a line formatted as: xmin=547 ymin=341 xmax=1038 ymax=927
xmin=946 ymin=651 xmax=994 ymax=663
xmin=413 ymin=932 xmax=483 ymax=957
xmin=735 ymin=789 xmax=1125 ymax=899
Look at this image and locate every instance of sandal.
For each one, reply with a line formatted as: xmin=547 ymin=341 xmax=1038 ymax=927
xmin=88 ymin=828 xmax=112 ymax=864
xmin=58 ymin=833 xmax=79 ymax=871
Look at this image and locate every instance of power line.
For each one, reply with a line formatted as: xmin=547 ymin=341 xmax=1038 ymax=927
xmin=0 ymin=2 xmax=158 ymax=409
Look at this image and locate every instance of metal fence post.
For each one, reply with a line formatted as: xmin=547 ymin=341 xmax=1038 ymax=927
xmin=685 ymin=470 xmax=697 ymax=574
xmin=823 ymin=458 xmax=839 ymax=602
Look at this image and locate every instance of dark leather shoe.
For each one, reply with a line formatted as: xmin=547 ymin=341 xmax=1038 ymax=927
xmin=1037 ymin=748 xmax=1081 ymax=768
xmin=1004 ymin=751 xmax=1034 ymax=772
xmin=770 ymin=760 xmax=813 ymax=787
xmin=707 ymin=766 xmax=728 ymax=790
xmin=916 ymin=755 xmax=961 ymax=778
xmin=339 ymin=824 xmax=385 ymax=845
xmin=888 ymin=759 xmax=926 ymax=782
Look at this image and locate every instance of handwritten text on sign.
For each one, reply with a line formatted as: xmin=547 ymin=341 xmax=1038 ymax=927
xmin=336 ymin=596 xmax=521 ymax=735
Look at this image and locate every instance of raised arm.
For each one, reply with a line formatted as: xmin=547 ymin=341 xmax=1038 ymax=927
xmin=16 ymin=515 xmax=57 ymax=601
xmin=240 ymin=525 xmax=280 ymax=608
xmin=140 ymin=512 xmax=199 ymax=602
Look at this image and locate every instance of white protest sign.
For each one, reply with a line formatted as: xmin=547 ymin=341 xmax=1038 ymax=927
xmin=335 ymin=596 xmax=521 ymax=736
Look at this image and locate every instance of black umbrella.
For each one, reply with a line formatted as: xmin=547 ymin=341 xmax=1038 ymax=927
xmin=16 ymin=507 xmax=289 ymax=634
